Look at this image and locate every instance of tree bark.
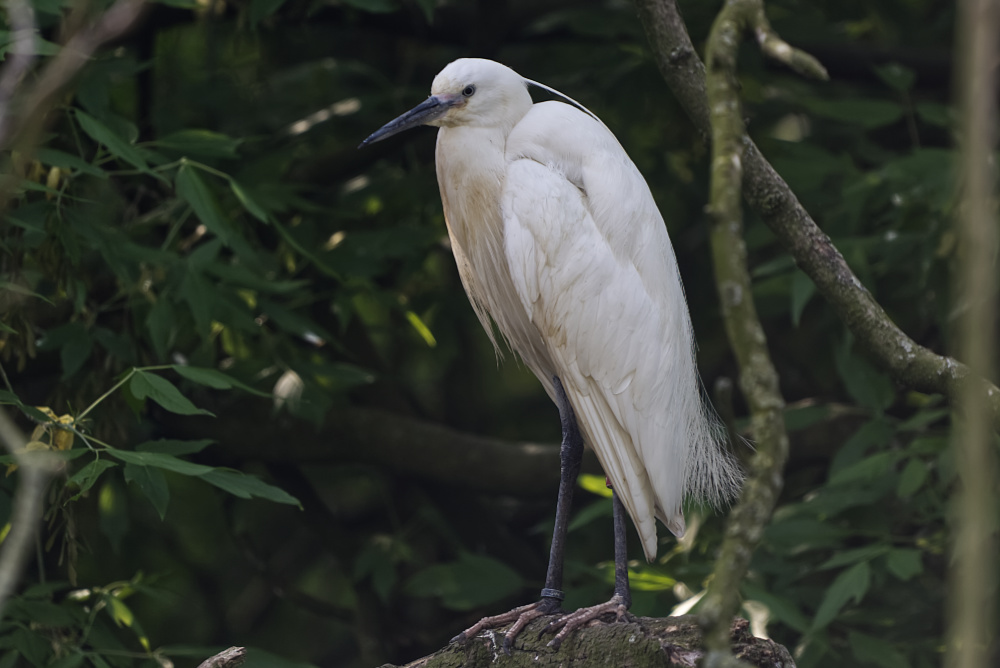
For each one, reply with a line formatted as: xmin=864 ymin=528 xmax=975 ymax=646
xmin=378 ymin=616 xmax=793 ymax=668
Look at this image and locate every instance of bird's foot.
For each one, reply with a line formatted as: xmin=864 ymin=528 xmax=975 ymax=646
xmin=542 ymin=592 xmax=633 ymax=649
xmin=451 ymin=595 xmax=562 ymax=655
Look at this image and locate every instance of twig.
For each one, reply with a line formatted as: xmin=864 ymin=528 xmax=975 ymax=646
xmin=947 ymin=1 xmax=1000 ymax=666
xmin=632 ymin=0 xmax=1000 ymax=432
xmin=0 ymin=408 xmax=58 ymax=619
xmin=696 ymin=1 xmax=811 ymax=663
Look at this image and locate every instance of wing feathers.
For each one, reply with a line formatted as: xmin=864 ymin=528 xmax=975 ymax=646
xmin=502 ymin=106 xmax=741 ymax=560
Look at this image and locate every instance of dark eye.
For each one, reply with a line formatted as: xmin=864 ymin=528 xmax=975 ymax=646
xmin=462 ymin=85 xmax=476 ymax=97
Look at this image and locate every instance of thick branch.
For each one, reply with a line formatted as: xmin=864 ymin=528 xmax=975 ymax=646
xmin=632 ymin=0 xmax=1000 ymax=432
xmin=379 ymin=616 xmax=792 ymax=668
xmin=166 ymin=402 xmax=599 ymax=497
xmin=196 ymin=647 xmax=246 ymax=668
xmin=947 ymin=1 xmax=1000 ymax=667
xmin=699 ymin=1 xmax=799 ymax=663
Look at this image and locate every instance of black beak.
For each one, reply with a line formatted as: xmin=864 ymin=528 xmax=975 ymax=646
xmin=359 ymin=96 xmax=452 ymax=148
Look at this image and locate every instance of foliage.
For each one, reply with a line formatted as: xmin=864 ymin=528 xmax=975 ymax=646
xmin=0 ymin=0 xmax=987 ymax=667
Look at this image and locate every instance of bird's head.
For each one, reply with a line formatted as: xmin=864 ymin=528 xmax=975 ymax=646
xmin=359 ymin=58 xmax=532 ymax=147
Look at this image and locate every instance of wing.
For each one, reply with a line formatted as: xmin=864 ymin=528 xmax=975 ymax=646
xmin=503 ymin=102 xmax=740 ymax=560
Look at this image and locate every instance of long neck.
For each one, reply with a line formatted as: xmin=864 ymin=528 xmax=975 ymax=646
xmin=435 ymin=124 xmax=507 ymax=253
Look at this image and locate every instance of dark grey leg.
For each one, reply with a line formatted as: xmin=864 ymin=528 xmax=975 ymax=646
xmin=451 ymin=375 xmax=584 ymax=653
xmin=541 ymin=375 xmax=584 ymax=603
xmin=611 ymin=490 xmax=632 ymax=609
xmin=543 ymin=487 xmax=634 ymax=649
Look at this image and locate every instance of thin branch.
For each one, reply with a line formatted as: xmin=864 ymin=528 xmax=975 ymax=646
xmin=0 ymin=408 xmax=58 ymax=619
xmin=632 ymin=0 xmax=1000 ymax=432
xmin=0 ymin=0 xmax=37 ymax=142
xmin=947 ymin=1 xmax=1000 ymax=666
xmin=0 ymin=0 xmax=146 ymax=206
xmin=697 ymin=1 xmax=810 ymax=663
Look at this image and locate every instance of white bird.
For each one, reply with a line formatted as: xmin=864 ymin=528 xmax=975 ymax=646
xmin=361 ymin=58 xmax=741 ymax=649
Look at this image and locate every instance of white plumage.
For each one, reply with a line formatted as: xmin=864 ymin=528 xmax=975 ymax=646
xmin=366 ymin=58 xmax=740 ymax=561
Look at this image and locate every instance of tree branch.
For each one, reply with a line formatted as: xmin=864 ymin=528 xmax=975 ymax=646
xmin=0 ymin=409 xmax=58 ymax=620
xmin=166 ymin=403 xmax=600 ymax=498
xmin=697 ymin=1 xmax=817 ymax=663
xmin=947 ymin=0 xmax=1000 ymax=666
xmin=632 ymin=0 xmax=1000 ymax=432
xmin=378 ymin=616 xmax=792 ymax=668
xmin=196 ymin=646 xmax=246 ymax=668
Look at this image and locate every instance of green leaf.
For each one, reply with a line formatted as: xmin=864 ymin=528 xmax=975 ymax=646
xmin=75 ymin=111 xmax=158 ymax=177
xmin=129 ymin=370 xmax=214 ymax=416
xmin=135 ymin=439 xmax=214 ymax=456
xmin=35 ymin=148 xmax=108 ymax=179
xmin=230 ymin=179 xmax=270 ymax=223
xmin=47 ymin=653 xmax=85 ymax=668
xmin=915 ymin=102 xmax=951 ymax=127
xmin=404 ymin=310 xmax=437 ymax=347
xmin=801 ymin=98 xmax=903 ymax=129
xmin=341 ymin=0 xmax=398 ymax=12
xmin=173 ymin=365 xmax=270 ymax=397
xmin=200 ymin=469 xmax=301 ymax=506
xmin=153 ymin=130 xmax=242 ymax=158
xmin=828 ymin=451 xmax=896 ymax=486
xmin=145 ymin=297 xmax=175 ymax=360
xmin=249 ymin=0 xmax=288 ymax=24
xmin=834 ymin=344 xmax=895 ymax=412
xmin=404 ymin=553 xmax=522 ymax=611
xmin=896 ymin=458 xmax=928 ymax=498
xmin=817 ymin=544 xmax=889 ymax=570
xmin=123 ymin=463 xmax=170 ymax=519
xmin=830 ymin=417 xmax=894 ymax=475
xmin=68 ymin=459 xmax=117 ymax=496
xmin=567 ymin=498 xmax=613 ymax=532
xmin=885 ymin=548 xmax=923 ymax=581
xmin=873 ymin=63 xmax=916 ymax=93
xmin=811 ymin=561 xmax=871 ymax=630
xmin=897 ymin=408 xmax=949 ymax=431
xmin=848 ymin=631 xmax=911 ymax=668
xmin=413 ymin=0 xmax=434 ymax=21
xmin=108 ymin=449 xmax=214 ymax=476
xmin=741 ymin=583 xmax=811 ymax=633
xmin=790 ymin=269 xmax=815 ymax=327
xmin=175 ymin=164 xmax=232 ymax=244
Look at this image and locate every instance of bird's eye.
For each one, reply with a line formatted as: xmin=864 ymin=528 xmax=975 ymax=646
xmin=462 ymin=85 xmax=476 ymax=97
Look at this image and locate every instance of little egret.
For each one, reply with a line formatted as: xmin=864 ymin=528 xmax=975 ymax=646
xmin=361 ymin=58 xmax=741 ymax=650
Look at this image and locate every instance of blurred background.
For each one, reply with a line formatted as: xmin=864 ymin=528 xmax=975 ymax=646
xmin=0 ymin=0 xmax=976 ymax=667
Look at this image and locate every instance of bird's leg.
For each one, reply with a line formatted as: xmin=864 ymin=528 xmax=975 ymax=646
xmin=450 ymin=375 xmax=584 ymax=653
xmin=542 ymin=489 xmax=634 ymax=649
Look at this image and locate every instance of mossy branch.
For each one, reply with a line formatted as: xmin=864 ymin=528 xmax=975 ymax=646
xmin=632 ymin=0 xmax=1000 ymax=432
xmin=379 ymin=616 xmax=792 ymax=668
xmin=698 ymin=0 xmax=808 ymax=662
